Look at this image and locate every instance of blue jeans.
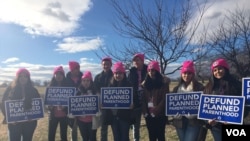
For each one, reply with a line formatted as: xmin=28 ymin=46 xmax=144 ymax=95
xmin=210 ymin=126 xmax=221 ymax=141
xmin=132 ymin=108 xmax=142 ymax=141
xmin=111 ymin=117 xmax=130 ymax=141
xmin=176 ymin=124 xmax=201 ymax=141
xmin=8 ymin=120 xmax=37 ymax=141
xmin=175 ymin=117 xmax=206 ymax=141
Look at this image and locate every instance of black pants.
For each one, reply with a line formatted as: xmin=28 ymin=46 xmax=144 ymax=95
xmin=145 ymin=116 xmax=166 ymax=141
xmin=8 ymin=120 xmax=37 ymax=141
xmin=78 ymin=120 xmax=97 ymax=141
xmin=48 ymin=116 xmax=68 ymax=141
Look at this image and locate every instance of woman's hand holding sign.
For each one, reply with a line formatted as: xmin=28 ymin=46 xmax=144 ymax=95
xmin=208 ymin=118 xmax=217 ymax=126
xmin=173 ymin=112 xmax=182 ymax=119
xmin=185 ymin=112 xmax=196 ymax=119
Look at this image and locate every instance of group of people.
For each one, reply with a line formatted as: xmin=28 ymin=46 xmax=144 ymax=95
xmin=0 ymin=53 xmax=249 ymax=141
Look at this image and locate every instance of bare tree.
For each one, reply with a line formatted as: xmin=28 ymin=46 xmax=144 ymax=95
xmin=100 ymin=0 xmax=209 ymax=75
xmin=207 ymin=8 xmax=250 ymax=78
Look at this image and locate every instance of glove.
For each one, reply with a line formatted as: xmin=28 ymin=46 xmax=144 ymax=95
xmin=67 ymin=114 xmax=75 ymax=118
xmin=208 ymin=119 xmax=217 ymax=126
xmin=185 ymin=113 xmax=196 ymax=119
xmin=96 ymin=112 xmax=101 ymax=117
xmin=173 ymin=112 xmax=182 ymax=119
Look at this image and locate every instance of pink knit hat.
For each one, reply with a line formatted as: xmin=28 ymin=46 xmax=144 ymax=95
xmin=147 ymin=61 xmax=160 ymax=72
xmin=82 ymin=71 xmax=93 ymax=81
xmin=68 ymin=61 xmax=80 ymax=71
xmin=113 ymin=62 xmax=126 ymax=73
xmin=16 ymin=68 xmax=30 ymax=77
xmin=53 ymin=66 xmax=65 ymax=75
xmin=133 ymin=53 xmax=144 ymax=62
xmin=102 ymin=56 xmax=112 ymax=63
xmin=181 ymin=61 xmax=195 ymax=74
xmin=211 ymin=58 xmax=229 ymax=71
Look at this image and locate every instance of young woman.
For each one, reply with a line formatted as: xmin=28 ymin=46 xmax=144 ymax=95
xmin=141 ymin=60 xmax=169 ymax=141
xmin=127 ymin=53 xmax=148 ymax=141
xmin=204 ymin=58 xmax=242 ymax=141
xmin=47 ymin=66 xmax=68 ymax=141
xmin=66 ymin=61 xmax=83 ymax=141
xmin=172 ymin=61 xmax=207 ymax=141
xmin=102 ymin=62 xmax=133 ymax=141
xmin=77 ymin=71 xmax=100 ymax=141
xmin=1 ymin=68 xmax=40 ymax=141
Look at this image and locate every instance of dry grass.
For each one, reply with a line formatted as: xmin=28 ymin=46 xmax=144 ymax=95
xmin=0 ymin=112 xmax=214 ymax=141
xmin=0 ymin=86 xmax=216 ymax=141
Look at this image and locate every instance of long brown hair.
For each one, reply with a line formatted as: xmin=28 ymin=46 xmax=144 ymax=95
xmin=10 ymin=73 xmax=34 ymax=89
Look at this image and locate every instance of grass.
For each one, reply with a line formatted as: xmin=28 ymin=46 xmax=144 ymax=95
xmin=0 ymin=112 xmax=214 ymax=141
xmin=0 ymin=86 xmax=215 ymax=141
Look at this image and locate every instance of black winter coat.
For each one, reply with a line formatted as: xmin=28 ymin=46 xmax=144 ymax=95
xmin=127 ymin=64 xmax=148 ymax=108
xmin=93 ymin=70 xmax=113 ymax=93
xmin=1 ymin=85 xmax=40 ymax=123
xmin=101 ymin=77 xmax=133 ymax=125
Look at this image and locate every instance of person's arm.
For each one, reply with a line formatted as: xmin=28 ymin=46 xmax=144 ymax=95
xmin=93 ymin=75 xmax=101 ymax=93
xmin=154 ymin=82 xmax=169 ymax=116
xmin=141 ymin=81 xmax=148 ymax=116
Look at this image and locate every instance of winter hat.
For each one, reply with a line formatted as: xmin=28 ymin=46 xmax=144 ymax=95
xmin=147 ymin=61 xmax=160 ymax=72
xmin=82 ymin=71 xmax=93 ymax=81
xmin=181 ymin=61 xmax=195 ymax=74
xmin=133 ymin=53 xmax=144 ymax=62
xmin=211 ymin=58 xmax=229 ymax=71
xmin=113 ymin=62 xmax=126 ymax=73
xmin=68 ymin=61 xmax=80 ymax=71
xmin=53 ymin=66 xmax=65 ymax=75
xmin=101 ymin=56 xmax=112 ymax=63
xmin=16 ymin=68 xmax=30 ymax=77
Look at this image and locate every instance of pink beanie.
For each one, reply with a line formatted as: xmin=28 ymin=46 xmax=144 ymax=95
xmin=16 ymin=68 xmax=30 ymax=77
xmin=133 ymin=53 xmax=144 ymax=62
xmin=53 ymin=66 xmax=65 ymax=75
xmin=181 ymin=61 xmax=195 ymax=74
xmin=147 ymin=61 xmax=160 ymax=72
xmin=113 ymin=62 xmax=126 ymax=73
xmin=82 ymin=71 xmax=93 ymax=81
xmin=68 ymin=61 xmax=80 ymax=71
xmin=211 ymin=58 xmax=229 ymax=71
xmin=102 ymin=56 xmax=112 ymax=63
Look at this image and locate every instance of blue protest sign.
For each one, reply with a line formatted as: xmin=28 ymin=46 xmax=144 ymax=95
xmin=101 ymin=87 xmax=133 ymax=109
xmin=68 ymin=95 xmax=99 ymax=116
xmin=44 ymin=87 xmax=76 ymax=106
xmin=242 ymin=77 xmax=250 ymax=106
xmin=5 ymin=98 xmax=44 ymax=123
xmin=198 ymin=94 xmax=245 ymax=125
xmin=166 ymin=92 xmax=202 ymax=116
